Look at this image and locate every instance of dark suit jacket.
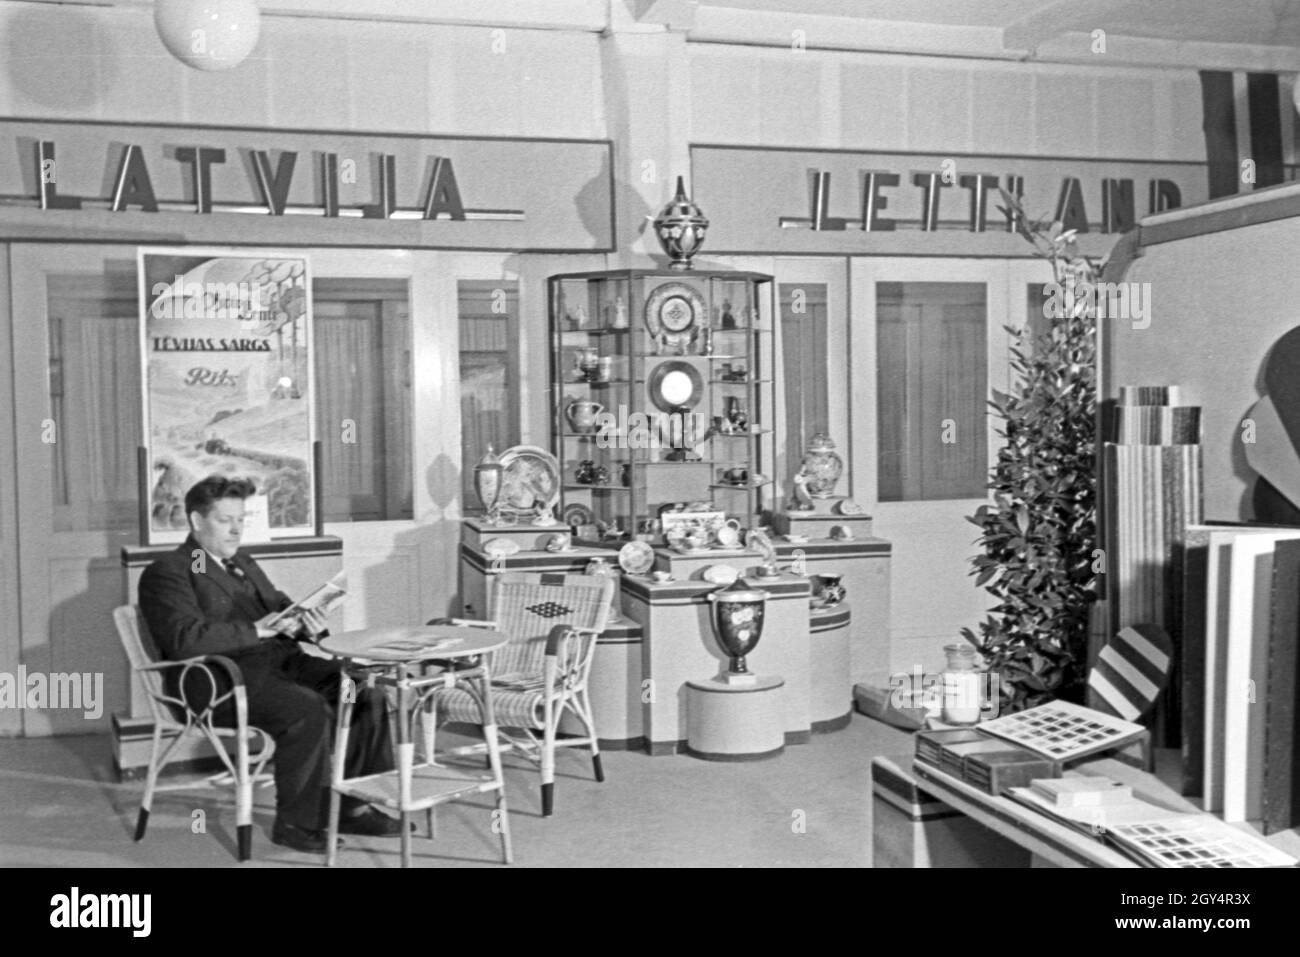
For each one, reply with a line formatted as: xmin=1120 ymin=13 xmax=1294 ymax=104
xmin=138 ymin=536 xmax=294 ymax=662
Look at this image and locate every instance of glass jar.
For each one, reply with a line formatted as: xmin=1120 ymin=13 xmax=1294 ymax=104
xmin=941 ymin=643 xmax=983 ymax=725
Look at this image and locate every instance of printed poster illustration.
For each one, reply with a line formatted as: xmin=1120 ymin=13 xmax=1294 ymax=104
xmin=138 ymin=247 xmax=315 ymax=543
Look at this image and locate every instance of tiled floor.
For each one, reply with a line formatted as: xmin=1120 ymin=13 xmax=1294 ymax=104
xmin=0 ymin=715 xmax=911 ymax=868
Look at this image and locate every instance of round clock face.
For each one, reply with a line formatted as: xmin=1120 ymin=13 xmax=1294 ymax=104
xmin=659 ymin=295 xmax=696 ymax=333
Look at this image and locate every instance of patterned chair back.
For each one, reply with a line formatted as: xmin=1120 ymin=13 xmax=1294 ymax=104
xmin=486 ymin=572 xmax=615 ymax=677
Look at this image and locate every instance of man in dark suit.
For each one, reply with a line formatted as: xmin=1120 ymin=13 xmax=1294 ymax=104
xmin=139 ymin=475 xmax=402 ymax=853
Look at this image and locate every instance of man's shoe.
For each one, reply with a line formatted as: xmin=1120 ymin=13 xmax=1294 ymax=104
xmin=338 ymin=807 xmax=406 ymax=837
xmin=270 ymin=819 xmax=336 ymax=853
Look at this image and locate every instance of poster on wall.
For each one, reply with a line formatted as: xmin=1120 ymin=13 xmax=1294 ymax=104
xmin=138 ymin=247 xmax=315 ymax=544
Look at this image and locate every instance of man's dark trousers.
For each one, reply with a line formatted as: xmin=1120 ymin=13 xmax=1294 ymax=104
xmin=236 ymin=640 xmax=394 ymax=830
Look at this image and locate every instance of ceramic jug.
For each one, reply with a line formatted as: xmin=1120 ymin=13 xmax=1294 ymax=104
xmin=567 ymin=399 xmax=604 ymax=432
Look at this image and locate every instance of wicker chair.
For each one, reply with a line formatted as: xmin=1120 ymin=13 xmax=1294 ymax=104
xmin=114 ymin=604 xmax=275 ymax=862
xmin=429 ymin=572 xmax=613 ymax=816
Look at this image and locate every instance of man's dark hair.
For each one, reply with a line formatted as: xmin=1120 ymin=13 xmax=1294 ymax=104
xmin=185 ymin=475 xmax=257 ymax=518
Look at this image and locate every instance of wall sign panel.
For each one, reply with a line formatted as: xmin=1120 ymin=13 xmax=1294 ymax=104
xmin=0 ymin=118 xmax=614 ymax=251
xmin=691 ymin=145 xmax=1213 ymax=257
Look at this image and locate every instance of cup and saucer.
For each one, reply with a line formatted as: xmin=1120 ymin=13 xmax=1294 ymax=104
xmin=650 ymin=570 xmax=675 ymax=584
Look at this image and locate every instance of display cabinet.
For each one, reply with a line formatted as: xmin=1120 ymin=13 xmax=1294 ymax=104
xmin=548 ymin=269 xmax=775 ymax=541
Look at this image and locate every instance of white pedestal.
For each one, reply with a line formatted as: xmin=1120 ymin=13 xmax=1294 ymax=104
xmin=684 ymin=674 xmax=786 ymax=761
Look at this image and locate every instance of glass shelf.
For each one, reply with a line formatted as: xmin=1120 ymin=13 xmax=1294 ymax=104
xmin=559 ymin=327 xmax=632 ymax=336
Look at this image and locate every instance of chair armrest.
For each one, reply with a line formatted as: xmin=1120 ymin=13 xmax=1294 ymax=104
xmin=140 ymin=655 xmax=249 ymax=722
xmin=140 ymin=654 xmax=247 ymax=686
xmin=544 ymin=625 xmax=601 ymax=657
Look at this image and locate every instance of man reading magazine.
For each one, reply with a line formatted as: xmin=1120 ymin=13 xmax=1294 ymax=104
xmin=138 ymin=475 xmax=403 ymax=853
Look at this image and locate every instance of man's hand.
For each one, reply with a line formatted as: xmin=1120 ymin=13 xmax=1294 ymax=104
xmin=255 ymin=612 xmax=299 ymax=640
xmin=298 ymin=608 xmax=328 ymax=639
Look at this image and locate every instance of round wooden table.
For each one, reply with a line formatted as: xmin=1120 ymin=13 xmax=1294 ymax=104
xmin=318 ymin=624 xmax=511 ymax=867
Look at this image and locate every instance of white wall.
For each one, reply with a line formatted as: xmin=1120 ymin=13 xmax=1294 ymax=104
xmin=688 ymin=44 xmax=1206 ymax=161
xmin=0 ymin=4 xmax=606 ymax=138
xmin=1110 ymin=210 xmax=1300 ymax=522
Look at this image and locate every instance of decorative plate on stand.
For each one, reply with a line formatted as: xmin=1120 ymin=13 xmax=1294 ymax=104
xmin=644 ymin=282 xmax=705 ymax=354
xmin=563 ymin=503 xmax=595 ymax=529
xmin=497 ymin=445 xmax=561 ymax=512
xmin=618 ymin=540 xmax=655 ymax=575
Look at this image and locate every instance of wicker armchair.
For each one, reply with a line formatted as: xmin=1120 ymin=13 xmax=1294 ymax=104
xmin=429 ymin=572 xmax=613 ymax=816
xmin=114 ymin=605 xmax=274 ymax=862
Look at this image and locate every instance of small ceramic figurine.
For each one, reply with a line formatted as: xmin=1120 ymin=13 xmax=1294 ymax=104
xmin=791 ymin=466 xmax=815 ymax=511
xmin=612 ymin=295 xmax=629 ymax=329
xmin=726 ymin=396 xmax=748 ymax=432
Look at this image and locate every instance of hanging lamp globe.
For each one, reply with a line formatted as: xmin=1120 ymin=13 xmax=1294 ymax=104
xmin=155 ymin=0 xmax=262 ymax=72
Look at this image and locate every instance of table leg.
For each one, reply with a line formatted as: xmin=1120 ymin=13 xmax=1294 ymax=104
xmin=326 ymin=672 xmax=355 ymax=868
xmin=396 ymin=675 xmax=413 ymax=868
xmin=478 ymin=665 xmax=513 ymax=864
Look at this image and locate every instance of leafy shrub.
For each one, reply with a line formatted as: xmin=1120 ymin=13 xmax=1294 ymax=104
xmin=961 ymin=191 xmax=1101 ymax=713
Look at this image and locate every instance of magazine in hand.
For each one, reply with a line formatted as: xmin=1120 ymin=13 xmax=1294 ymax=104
xmin=264 ymin=571 xmax=347 ymax=631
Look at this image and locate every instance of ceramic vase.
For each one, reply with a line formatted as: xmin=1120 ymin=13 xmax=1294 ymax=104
xmin=801 ymin=432 xmax=844 ymax=498
xmin=652 ymin=176 xmax=709 ymax=270
xmin=473 ymin=445 xmax=504 ymax=525
xmin=709 ymin=588 xmax=768 ymax=679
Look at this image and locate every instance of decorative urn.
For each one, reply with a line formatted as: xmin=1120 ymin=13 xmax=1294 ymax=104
xmin=652 ymin=176 xmax=709 ymax=270
xmin=708 ymin=587 xmax=769 ymax=685
xmin=473 ymin=445 xmax=505 ymax=525
xmin=800 ymin=432 xmax=844 ymax=498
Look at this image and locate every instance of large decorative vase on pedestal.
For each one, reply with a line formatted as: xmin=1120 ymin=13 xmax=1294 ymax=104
xmin=709 ymin=588 xmax=769 ymax=685
xmin=653 ymin=176 xmax=709 ymax=270
xmin=473 ymin=445 xmax=504 ymax=525
xmin=800 ymin=432 xmax=844 ymax=498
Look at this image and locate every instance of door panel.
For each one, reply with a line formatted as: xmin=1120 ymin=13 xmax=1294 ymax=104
xmin=11 ymin=245 xmax=140 ymax=735
xmin=850 ymin=258 xmax=1012 ymax=674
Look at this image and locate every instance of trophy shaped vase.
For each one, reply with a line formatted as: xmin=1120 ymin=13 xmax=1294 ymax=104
xmin=708 ymin=589 xmax=769 ymax=686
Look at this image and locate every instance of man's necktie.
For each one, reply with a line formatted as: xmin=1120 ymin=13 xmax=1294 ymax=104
xmin=222 ymin=559 xmax=253 ymax=594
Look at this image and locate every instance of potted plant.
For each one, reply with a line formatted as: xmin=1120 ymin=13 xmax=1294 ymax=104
xmin=960 ymin=190 xmax=1101 ymax=713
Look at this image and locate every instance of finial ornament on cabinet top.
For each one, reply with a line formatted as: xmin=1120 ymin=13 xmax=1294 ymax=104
xmin=653 ymin=176 xmax=709 ymax=270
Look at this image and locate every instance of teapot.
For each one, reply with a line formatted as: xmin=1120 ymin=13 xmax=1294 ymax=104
xmin=575 ymin=460 xmax=596 ymax=484
xmin=566 ymin=399 xmax=604 ymax=433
